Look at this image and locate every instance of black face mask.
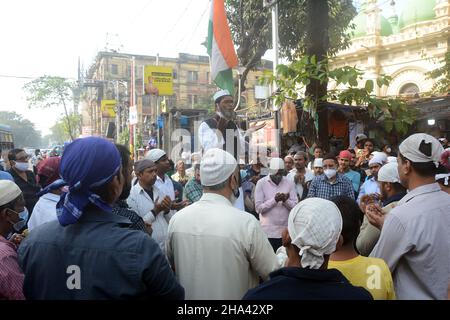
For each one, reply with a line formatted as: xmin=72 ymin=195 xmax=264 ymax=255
xmin=270 ymin=174 xmax=283 ymax=185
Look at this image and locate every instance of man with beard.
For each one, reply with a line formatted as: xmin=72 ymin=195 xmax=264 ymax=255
xmin=112 ymin=144 xmax=151 ymax=235
xmin=357 ymin=154 xmax=384 ymax=206
xmin=198 ymin=90 xmax=265 ymax=159
xmin=356 ymin=162 xmax=406 ymax=256
xmin=167 ymin=148 xmax=279 ymax=299
xmin=287 ymin=152 xmax=314 ymax=201
xmin=255 ymin=158 xmax=298 ymax=252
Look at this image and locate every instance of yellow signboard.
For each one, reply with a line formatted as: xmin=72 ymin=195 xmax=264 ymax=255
xmin=101 ymin=100 xmax=116 ymax=117
xmin=144 ymin=66 xmax=173 ymax=96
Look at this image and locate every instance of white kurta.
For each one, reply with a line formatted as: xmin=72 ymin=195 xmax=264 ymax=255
xmin=198 ymin=121 xmax=246 ymax=154
xmin=127 ymin=183 xmax=173 ymax=253
xmin=166 ymin=193 xmax=280 ymax=300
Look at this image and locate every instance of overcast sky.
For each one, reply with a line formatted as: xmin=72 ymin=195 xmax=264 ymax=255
xmin=0 ymin=0 xmax=211 ymax=136
xmin=0 ymin=0 xmax=403 ymax=138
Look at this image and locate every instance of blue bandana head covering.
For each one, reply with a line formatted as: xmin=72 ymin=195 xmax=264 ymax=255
xmin=56 ymin=137 xmax=121 ymax=226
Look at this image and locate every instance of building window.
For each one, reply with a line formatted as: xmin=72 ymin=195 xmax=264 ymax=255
xmin=111 ymin=64 xmax=118 ymax=75
xmin=127 ymin=66 xmax=131 ymax=77
xmin=187 ymin=71 xmax=198 ymax=82
xmin=187 ymin=94 xmax=198 ymax=107
xmin=206 ymin=72 xmax=210 ymax=84
xmin=399 ymin=83 xmax=420 ymax=97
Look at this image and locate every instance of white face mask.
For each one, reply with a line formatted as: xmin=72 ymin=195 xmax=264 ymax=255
xmin=14 ymin=162 xmax=29 ymax=171
xmin=324 ymin=169 xmax=337 ymax=179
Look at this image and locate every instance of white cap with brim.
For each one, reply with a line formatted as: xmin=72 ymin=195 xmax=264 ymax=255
xmin=200 ymin=148 xmax=237 ymax=186
xmin=399 ymin=133 xmax=444 ymax=168
xmin=0 ymin=180 xmax=22 ymax=207
xmin=145 ymin=148 xmax=166 ymax=162
xmin=378 ymin=162 xmax=400 ymax=183
xmin=213 ymin=89 xmax=231 ymax=102
xmin=268 ymin=157 xmax=285 ymax=175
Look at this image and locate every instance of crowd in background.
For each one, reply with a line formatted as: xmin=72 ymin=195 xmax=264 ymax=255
xmin=0 ymin=132 xmax=449 ymax=300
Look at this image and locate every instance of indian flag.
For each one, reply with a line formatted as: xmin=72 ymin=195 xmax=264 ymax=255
xmin=207 ymin=0 xmax=238 ymax=94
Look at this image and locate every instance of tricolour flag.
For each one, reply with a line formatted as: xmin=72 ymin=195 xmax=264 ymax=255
xmin=207 ymin=0 xmax=238 ymax=94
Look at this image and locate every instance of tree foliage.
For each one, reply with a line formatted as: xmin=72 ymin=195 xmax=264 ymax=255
xmin=426 ymin=52 xmax=450 ymax=95
xmin=225 ymin=0 xmax=356 ymax=91
xmin=23 ymin=75 xmax=78 ymax=141
xmin=262 ymin=56 xmax=418 ymax=137
xmin=48 ymin=113 xmax=81 ymax=145
xmin=0 ymin=111 xmax=42 ymax=148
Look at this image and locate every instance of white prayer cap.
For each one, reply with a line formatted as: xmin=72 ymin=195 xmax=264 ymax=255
xmin=268 ymin=157 xmax=285 ymax=175
xmin=288 ymin=198 xmax=343 ymax=269
xmin=369 ymin=152 xmax=386 ymax=167
xmin=213 ymin=89 xmax=232 ymax=102
xmin=371 ymin=151 xmax=387 ymax=163
xmin=313 ymin=158 xmax=323 ymax=168
xmin=378 ymin=162 xmax=400 ymax=183
xmin=399 ymin=133 xmax=444 ymax=168
xmin=145 ymin=148 xmax=166 ymax=162
xmin=200 ymin=148 xmax=237 ymax=186
xmin=0 ymin=180 xmax=22 ymax=206
xmin=387 ymin=156 xmax=397 ymax=163
xmin=239 ymin=159 xmax=245 ymax=165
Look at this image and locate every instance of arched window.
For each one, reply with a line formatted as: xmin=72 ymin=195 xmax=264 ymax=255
xmin=399 ymin=83 xmax=420 ymax=97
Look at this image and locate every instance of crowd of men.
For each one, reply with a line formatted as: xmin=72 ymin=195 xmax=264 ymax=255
xmin=0 ymin=90 xmax=449 ymax=300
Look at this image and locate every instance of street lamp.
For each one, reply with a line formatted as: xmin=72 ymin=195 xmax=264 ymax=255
xmin=427 ymin=119 xmax=435 ymax=126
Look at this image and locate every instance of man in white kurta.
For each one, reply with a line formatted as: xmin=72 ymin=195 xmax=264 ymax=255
xmin=127 ymin=159 xmax=172 ymax=253
xmin=166 ymin=148 xmax=280 ymax=300
xmin=370 ymin=134 xmax=450 ymax=299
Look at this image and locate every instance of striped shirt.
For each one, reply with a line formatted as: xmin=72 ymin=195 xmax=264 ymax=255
xmin=0 ymin=235 xmax=25 ymax=300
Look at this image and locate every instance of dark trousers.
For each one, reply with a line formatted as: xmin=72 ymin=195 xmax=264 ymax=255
xmin=268 ymin=238 xmax=282 ymax=253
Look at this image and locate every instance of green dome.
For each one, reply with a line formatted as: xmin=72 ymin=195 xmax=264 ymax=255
xmin=350 ymin=13 xmax=367 ymax=38
xmin=349 ymin=12 xmax=393 ymax=38
xmin=380 ymin=15 xmax=393 ymax=36
xmin=398 ymin=0 xmax=436 ymax=29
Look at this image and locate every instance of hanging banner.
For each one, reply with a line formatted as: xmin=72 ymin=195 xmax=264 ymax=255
xmin=101 ymin=99 xmax=116 ymax=117
xmin=144 ymin=66 xmax=173 ymax=96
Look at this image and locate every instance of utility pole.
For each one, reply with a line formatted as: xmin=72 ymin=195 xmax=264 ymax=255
xmin=264 ymin=0 xmax=280 ymax=155
xmin=155 ymin=53 xmax=161 ymax=149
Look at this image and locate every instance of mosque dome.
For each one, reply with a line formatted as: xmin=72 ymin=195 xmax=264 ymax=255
xmin=398 ymin=0 xmax=436 ymax=29
xmin=349 ymin=12 xmax=393 ymax=38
